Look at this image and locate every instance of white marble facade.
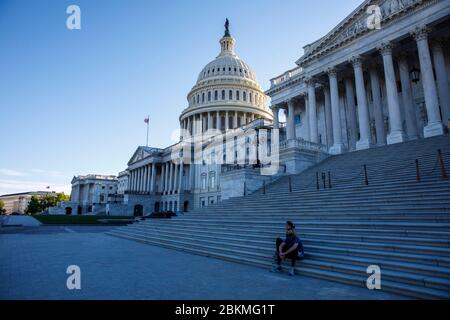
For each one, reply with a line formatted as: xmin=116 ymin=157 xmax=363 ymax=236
xmin=124 ymin=25 xmax=274 ymax=215
xmin=68 ymin=175 xmax=118 ymax=214
xmin=267 ymin=0 xmax=450 ymax=155
xmin=68 ymin=0 xmax=450 ymax=216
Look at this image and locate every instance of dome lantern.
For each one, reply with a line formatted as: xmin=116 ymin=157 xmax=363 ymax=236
xmin=219 ymin=18 xmax=236 ymax=57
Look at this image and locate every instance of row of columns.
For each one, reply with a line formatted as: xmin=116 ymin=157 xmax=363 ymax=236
xmin=274 ymin=26 xmax=448 ymax=154
xmin=181 ymin=111 xmax=259 ymax=134
xmin=128 ymin=161 xmax=187 ymax=195
xmin=128 ymin=164 xmax=157 ymax=194
xmin=159 ymin=161 xmax=185 ymax=194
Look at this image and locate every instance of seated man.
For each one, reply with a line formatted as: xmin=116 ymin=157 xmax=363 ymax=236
xmin=270 ymin=221 xmax=304 ymax=276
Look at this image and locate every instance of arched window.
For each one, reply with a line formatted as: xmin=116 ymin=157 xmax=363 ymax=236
xmin=214 ymin=90 xmax=218 ymax=101
xmin=243 ymin=91 xmax=247 ymax=102
xmin=249 ymin=92 xmax=253 ymax=103
xmin=202 ymin=93 xmax=205 ymax=103
xmin=208 ymin=91 xmax=211 ymax=101
xmin=209 ymin=172 xmax=216 ymax=189
xmin=197 ymin=94 xmax=200 ymax=104
xmin=229 ymin=90 xmax=233 ymax=100
xmin=201 ymin=174 xmax=207 ymax=190
xmin=236 ymin=91 xmax=240 ymax=101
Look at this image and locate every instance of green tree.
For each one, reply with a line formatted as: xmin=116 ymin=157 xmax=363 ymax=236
xmin=25 ymin=193 xmax=70 ymax=215
xmin=25 ymin=196 xmax=44 ymax=215
xmin=0 ymin=200 xmax=6 ymax=214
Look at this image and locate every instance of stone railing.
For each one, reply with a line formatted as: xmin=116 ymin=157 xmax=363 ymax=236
xmin=270 ymin=67 xmax=303 ymax=87
xmin=280 ymin=138 xmax=328 ymax=153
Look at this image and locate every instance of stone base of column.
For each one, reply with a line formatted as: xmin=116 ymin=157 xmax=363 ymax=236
xmin=356 ymin=138 xmax=372 ymax=151
xmin=329 ymin=143 xmax=346 ymax=155
xmin=406 ymin=133 xmax=419 ymax=141
xmin=387 ymin=130 xmax=407 ymax=145
xmin=376 ymin=140 xmax=387 ymax=147
xmin=424 ymin=122 xmax=444 ymax=138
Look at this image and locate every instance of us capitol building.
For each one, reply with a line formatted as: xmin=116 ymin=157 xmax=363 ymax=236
xmin=56 ymin=0 xmax=450 ymax=216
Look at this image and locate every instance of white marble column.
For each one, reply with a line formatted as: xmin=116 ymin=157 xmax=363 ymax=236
xmin=127 ymin=172 xmax=132 ymax=193
xmin=150 ymin=164 xmax=156 ymax=193
xmin=164 ymin=163 xmax=169 ymax=193
xmin=134 ymin=170 xmax=138 ymax=192
xmin=207 ymin=112 xmax=212 ymax=131
xmin=186 ymin=117 xmax=191 ymax=136
xmin=188 ymin=163 xmax=195 ymax=192
xmin=178 ymin=160 xmax=184 ymax=193
xmin=234 ymin=111 xmax=238 ymax=128
xmin=286 ymin=99 xmax=296 ymax=140
xmin=328 ymin=68 xmax=345 ymax=154
xmin=323 ymin=85 xmax=333 ymax=148
xmin=307 ymin=79 xmax=319 ymax=143
xmin=412 ymin=26 xmax=444 ymax=137
xmin=272 ymin=106 xmax=279 ymax=129
xmin=351 ymin=56 xmax=372 ymax=150
xmin=192 ymin=115 xmax=197 ymax=135
xmin=379 ymin=43 xmax=406 ymax=145
xmin=143 ymin=166 xmax=148 ymax=193
xmin=160 ymin=164 xmax=165 ymax=193
xmin=147 ymin=165 xmax=152 ymax=192
xmin=214 ymin=111 xmax=218 ymax=130
xmin=432 ymin=40 xmax=450 ymax=126
xmin=344 ymin=78 xmax=358 ymax=150
xmin=225 ymin=111 xmax=229 ymax=130
xmin=140 ymin=167 xmax=144 ymax=192
xmin=129 ymin=170 xmax=133 ymax=192
xmin=369 ymin=67 xmax=386 ymax=146
xmin=168 ymin=162 xmax=174 ymax=193
xmin=398 ymin=55 xmax=419 ymax=140
xmin=303 ymin=94 xmax=310 ymax=141
xmin=173 ymin=163 xmax=178 ymax=194
xmin=136 ymin=168 xmax=140 ymax=192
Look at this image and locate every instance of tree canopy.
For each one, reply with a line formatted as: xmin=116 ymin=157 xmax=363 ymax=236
xmin=25 ymin=193 xmax=70 ymax=215
xmin=0 ymin=200 xmax=6 ymax=214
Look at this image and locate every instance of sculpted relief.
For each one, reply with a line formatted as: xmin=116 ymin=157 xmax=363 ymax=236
xmin=312 ymin=0 xmax=424 ymax=56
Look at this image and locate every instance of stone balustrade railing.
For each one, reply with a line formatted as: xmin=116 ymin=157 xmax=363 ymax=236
xmin=280 ymin=138 xmax=328 ymax=153
xmin=270 ymin=67 xmax=303 ymax=87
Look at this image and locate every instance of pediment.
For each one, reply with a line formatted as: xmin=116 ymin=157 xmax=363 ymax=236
xmin=127 ymin=147 xmax=154 ymax=166
xmin=297 ymin=0 xmax=429 ymax=65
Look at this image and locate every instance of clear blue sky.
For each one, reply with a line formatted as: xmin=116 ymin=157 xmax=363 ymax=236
xmin=0 ymin=0 xmax=362 ymax=195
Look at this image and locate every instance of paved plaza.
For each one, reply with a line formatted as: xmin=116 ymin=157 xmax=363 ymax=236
xmin=0 ymin=225 xmax=404 ymax=300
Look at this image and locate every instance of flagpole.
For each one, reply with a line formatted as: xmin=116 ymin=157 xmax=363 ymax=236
xmin=146 ymin=115 xmax=149 ymax=147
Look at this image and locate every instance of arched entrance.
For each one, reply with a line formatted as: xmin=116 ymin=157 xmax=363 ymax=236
xmin=154 ymin=202 xmax=160 ymax=213
xmin=77 ymin=206 xmax=82 ymax=215
xmin=183 ymin=201 xmax=189 ymax=213
xmin=134 ymin=204 xmax=143 ymax=217
xmin=65 ymin=207 xmax=72 ymax=215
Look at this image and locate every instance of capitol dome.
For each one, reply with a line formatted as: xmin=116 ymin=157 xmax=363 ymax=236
xmin=179 ymin=20 xmax=272 ymax=134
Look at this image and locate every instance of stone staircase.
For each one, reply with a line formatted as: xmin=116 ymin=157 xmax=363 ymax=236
xmin=106 ymin=135 xmax=450 ymax=299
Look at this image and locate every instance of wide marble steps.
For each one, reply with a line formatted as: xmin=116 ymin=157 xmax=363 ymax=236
xmin=107 ymin=135 xmax=450 ymax=299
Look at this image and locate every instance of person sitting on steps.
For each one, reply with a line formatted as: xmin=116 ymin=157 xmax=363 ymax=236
xmin=270 ymin=221 xmax=304 ymax=276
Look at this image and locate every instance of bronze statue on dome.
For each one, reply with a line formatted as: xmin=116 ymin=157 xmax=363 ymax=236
xmin=224 ymin=18 xmax=231 ymax=37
